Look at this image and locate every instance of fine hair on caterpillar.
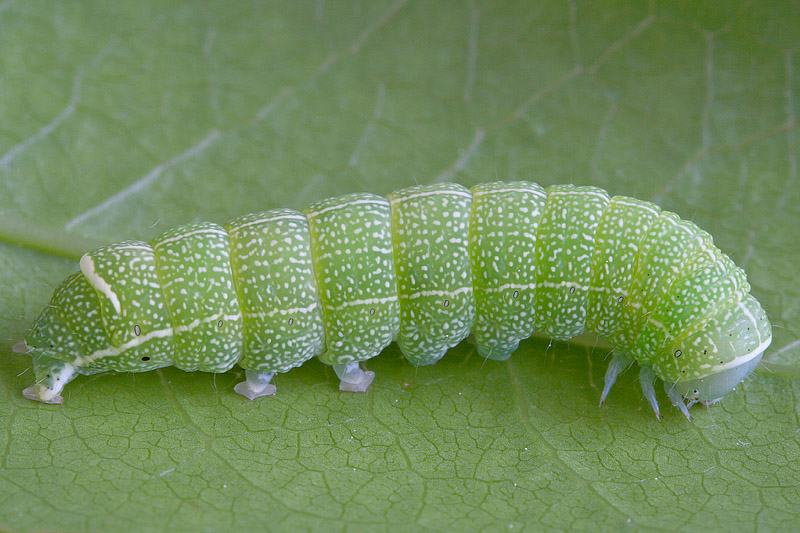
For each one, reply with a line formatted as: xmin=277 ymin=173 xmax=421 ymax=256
xmin=15 ymin=181 xmax=772 ymax=420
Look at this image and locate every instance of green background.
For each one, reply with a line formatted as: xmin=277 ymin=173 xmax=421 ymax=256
xmin=1 ymin=1 xmax=799 ymax=531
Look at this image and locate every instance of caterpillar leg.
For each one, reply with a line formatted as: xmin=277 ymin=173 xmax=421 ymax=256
xmin=664 ymin=385 xmax=694 ymax=422
xmin=638 ymin=365 xmax=662 ymax=421
xmin=599 ymin=352 xmax=632 ymax=406
xmin=333 ymin=362 xmax=374 ymax=392
xmin=234 ymin=370 xmax=277 ymax=400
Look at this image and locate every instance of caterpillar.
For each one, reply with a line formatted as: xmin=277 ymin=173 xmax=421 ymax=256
xmin=14 ymin=181 xmax=772 ymax=420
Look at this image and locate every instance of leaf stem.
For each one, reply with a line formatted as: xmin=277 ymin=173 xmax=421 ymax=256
xmin=0 ymin=214 xmax=106 ymax=260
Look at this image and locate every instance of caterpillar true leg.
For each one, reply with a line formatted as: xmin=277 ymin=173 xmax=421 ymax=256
xmin=599 ymin=352 xmax=632 ymax=407
xmin=665 ymin=385 xmax=693 ymax=421
xmin=638 ymin=365 xmax=664 ymax=421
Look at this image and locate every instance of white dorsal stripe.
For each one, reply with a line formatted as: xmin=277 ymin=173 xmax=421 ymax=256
xmin=113 ymin=244 xmax=152 ymax=252
xmin=227 ymin=213 xmax=307 ymax=233
xmin=548 ymin=190 xmax=609 ymax=201
xmin=390 ymin=188 xmax=472 ymax=204
xmin=472 ymin=187 xmax=546 ymax=198
xmin=154 ymin=228 xmax=228 ymax=248
xmin=305 ymin=198 xmax=388 ymax=218
xmin=611 ymin=198 xmax=660 ymax=216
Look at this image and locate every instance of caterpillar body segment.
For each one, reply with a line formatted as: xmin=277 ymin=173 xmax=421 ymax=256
xmin=150 ymin=223 xmax=243 ymax=373
xmin=225 ymin=209 xmax=324 ymax=376
xmin=387 ymin=184 xmax=475 ymax=366
xmin=80 ymin=242 xmax=177 ymax=371
xmin=532 ymin=185 xmax=610 ymax=341
xmin=468 ymin=182 xmax=546 ymax=361
xmin=303 ymin=193 xmax=399 ymax=366
xmin=19 ymin=181 xmax=772 ymax=418
xmin=584 ymin=196 xmax=661 ymax=342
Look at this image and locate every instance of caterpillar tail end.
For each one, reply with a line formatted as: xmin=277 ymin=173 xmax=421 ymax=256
xmin=333 ymin=362 xmax=374 ymax=393
xmin=234 ymin=370 xmax=277 ymax=400
xmin=23 ymin=356 xmax=76 ymax=404
xmin=12 ymin=341 xmax=31 ymax=354
xmin=12 ymin=343 xmax=62 ymax=402
xmin=22 ymin=384 xmax=64 ymax=404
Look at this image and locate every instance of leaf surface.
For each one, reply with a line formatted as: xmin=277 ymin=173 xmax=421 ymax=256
xmin=1 ymin=1 xmax=798 ymax=531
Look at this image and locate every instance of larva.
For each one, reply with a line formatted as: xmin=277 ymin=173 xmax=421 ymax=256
xmin=14 ymin=181 xmax=772 ymax=420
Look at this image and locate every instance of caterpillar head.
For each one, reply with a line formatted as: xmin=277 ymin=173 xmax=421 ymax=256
xmin=16 ymin=306 xmax=81 ymax=404
xmin=659 ymin=294 xmax=772 ymax=410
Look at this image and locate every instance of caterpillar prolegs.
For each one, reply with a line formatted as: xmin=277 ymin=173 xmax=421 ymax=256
xmin=16 ymin=182 xmax=772 ymax=420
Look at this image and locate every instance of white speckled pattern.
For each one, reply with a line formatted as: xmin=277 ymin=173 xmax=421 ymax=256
xmin=151 ymin=222 xmax=243 ymax=372
xmin=303 ymin=193 xmax=400 ymax=365
xmin=21 ymin=181 xmax=772 ymax=412
xmin=226 ymin=209 xmax=324 ymax=374
xmin=388 ymin=183 xmax=475 ymax=365
xmin=533 ymin=185 xmax=610 ymax=340
xmin=469 ymin=182 xmax=547 ymax=361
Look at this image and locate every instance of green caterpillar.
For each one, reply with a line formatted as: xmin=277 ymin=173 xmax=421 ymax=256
xmin=15 ymin=181 xmax=772 ymax=420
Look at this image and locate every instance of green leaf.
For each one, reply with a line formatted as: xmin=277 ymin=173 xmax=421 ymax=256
xmin=1 ymin=1 xmax=799 ymax=530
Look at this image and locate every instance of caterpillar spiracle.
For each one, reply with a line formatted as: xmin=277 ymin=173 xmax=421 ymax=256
xmin=14 ymin=182 xmax=772 ymax=420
